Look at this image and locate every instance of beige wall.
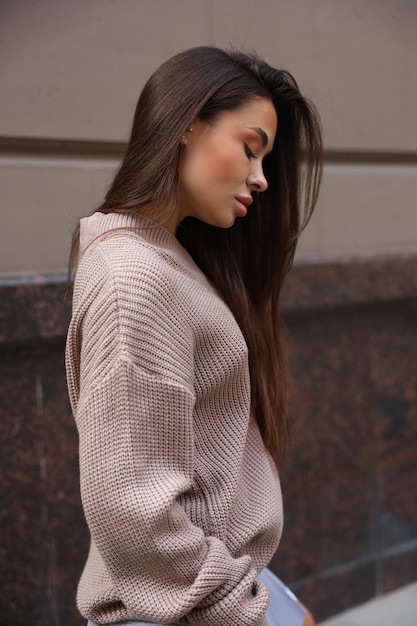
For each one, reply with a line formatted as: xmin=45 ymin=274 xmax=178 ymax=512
xmin=1 ymin=0 xmax=416 ymax=273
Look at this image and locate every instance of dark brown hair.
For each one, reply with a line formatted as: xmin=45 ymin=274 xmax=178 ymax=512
xmin=70 ymin=46 xmax=323 ymax=469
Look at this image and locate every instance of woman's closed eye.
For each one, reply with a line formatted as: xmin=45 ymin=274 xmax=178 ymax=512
xmin=244 ymin=143 xmax=257 ymax=160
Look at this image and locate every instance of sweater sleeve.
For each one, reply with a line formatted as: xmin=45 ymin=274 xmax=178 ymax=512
xmin=66 ymin=244 xmax=270 ymax=626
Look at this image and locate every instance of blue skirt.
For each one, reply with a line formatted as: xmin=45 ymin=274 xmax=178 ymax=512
xmin=87 ymin=568 xmax=307 ymax=626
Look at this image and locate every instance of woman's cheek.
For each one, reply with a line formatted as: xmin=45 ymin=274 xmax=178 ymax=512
xmin=207 ymin=151 xmax=246 ymax=185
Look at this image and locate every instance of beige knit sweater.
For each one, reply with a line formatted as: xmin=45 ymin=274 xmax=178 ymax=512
xmin=66 ymin=212 xmax=283 ymax=626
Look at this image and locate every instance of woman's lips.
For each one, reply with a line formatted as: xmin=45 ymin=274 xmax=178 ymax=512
xmin=235 ymin=196 xmax=253 ymax=217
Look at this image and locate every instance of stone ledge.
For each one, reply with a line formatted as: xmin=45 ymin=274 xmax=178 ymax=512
xmin=283 ymin=251 xmax=417 ymax=314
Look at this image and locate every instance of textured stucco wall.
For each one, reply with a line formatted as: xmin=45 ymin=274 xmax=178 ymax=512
xmin=1 ymin=0 xmax=416 ymax=273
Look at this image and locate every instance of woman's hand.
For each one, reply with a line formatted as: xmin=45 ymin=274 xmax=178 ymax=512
xmin=298 ymin=600 xmax=316 ymax=626
xmin=303 ymin=610 xmax=316 ymax=626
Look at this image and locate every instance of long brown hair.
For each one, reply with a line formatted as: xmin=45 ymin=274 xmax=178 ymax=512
xmin=70 ymin=46 xmax=323 ymax=469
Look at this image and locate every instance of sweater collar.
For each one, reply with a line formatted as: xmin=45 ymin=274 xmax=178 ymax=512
xmin=80 ymin=211 xmax=185 ymax=256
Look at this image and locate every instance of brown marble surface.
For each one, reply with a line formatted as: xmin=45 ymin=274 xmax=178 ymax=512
xmin=1 ymin=252 xmax=416 ymax=624
xmin=0 ymin=273 xmax=70 ymax=347
xmin=269 ymin=257 xmax=417 ymax=619
xmin=282 ymin=252 xmax=417 ymax=313
xmin=1 ymin=344 xmax=87 ymax=626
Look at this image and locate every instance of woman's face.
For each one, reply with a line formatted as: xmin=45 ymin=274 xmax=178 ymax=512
xmin=177 ymin=97 xmax=277 ymax=228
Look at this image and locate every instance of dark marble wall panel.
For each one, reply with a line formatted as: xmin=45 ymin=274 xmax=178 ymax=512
xmin=281 ymin=253 xmax=417 ymax=314
xmin=292 ymin=562 xmax=377 ymax=621
xmin=272 ymin=471 xmax=373 ymax=583
xmin=272 ymin=297 xmax=417 ymax=620
xmin=369 ymin=303 xmax=417 ymax=460
xmin=382 ymin=545 xmax=417 ymax=593
xmin=0 ymin=274 xmax=70 ymax=347
xmin=282 ymin=309 xmax=376 ymax=483
xmin=0 ymin=344 xmax=87 ymax=626
xmin=376 ymin=461 xmax=417 ymax=552
xmin=40 ymin=347 xmax=89 ymax=626
xmin=0 ymin=350 xmax=44 ymax=622
xmin=1 ymin=255 xmax=416 ymax=624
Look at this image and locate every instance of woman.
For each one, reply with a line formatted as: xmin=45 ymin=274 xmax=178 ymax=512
xmin=66 ymin=46 xmax=322 ymax=626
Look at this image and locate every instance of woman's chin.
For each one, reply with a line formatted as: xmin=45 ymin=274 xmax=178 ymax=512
xmin=197 ymin=215 xmax=236 ymax=229
xmin=215 ymin=214 xmax=239 ymax=229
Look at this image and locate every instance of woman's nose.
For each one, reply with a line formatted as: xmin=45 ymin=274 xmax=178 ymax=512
xmin=247 ymin=167 xmax=268 ymax=193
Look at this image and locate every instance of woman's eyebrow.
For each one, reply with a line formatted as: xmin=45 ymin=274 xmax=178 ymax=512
xmin=248 ymin=126 xmax=268 ymax=147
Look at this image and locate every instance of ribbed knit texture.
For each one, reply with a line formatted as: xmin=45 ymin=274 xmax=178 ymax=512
xmin=66 ymin=212 xmax=283 ymax=626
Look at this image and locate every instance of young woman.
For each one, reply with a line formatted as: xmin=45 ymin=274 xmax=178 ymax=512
xmin=66 ymin=46 xmax=322 ymax=626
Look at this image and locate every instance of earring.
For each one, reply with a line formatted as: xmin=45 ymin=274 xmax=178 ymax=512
xmin=181 ymin=127 xmax=193 ymax=145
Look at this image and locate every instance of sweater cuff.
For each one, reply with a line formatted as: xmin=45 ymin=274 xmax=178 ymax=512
xmin=186 ymin=574 xmax=269 ymax=626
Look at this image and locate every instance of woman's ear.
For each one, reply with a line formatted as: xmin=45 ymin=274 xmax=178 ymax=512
xmin=181 ymin=126 xmax=194 ymax=145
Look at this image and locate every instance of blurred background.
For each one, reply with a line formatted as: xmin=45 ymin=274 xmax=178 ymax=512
xmin=1 ymin=1 xmax=416 ymax=624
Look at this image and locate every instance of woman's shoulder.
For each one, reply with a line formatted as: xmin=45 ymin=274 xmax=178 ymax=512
xmin=75 ymin=242 xmax=177 ymax=324
xmin=77 ymin=216 xmax=173 ymax=287
xmin=71 ymin=215 xmax=197 ymax=386
xmin=78 ymin=211 xmax=201 ymax=290
xmin=74 ymin=217 xmax=205 ymax=334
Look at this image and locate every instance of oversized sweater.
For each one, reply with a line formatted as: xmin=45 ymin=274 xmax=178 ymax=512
xmin=65 ymin=211 xmax=283 ymax=626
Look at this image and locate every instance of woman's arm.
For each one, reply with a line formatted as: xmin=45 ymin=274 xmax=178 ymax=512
xmin=299 ymin=601 xmax=316 ymax=626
